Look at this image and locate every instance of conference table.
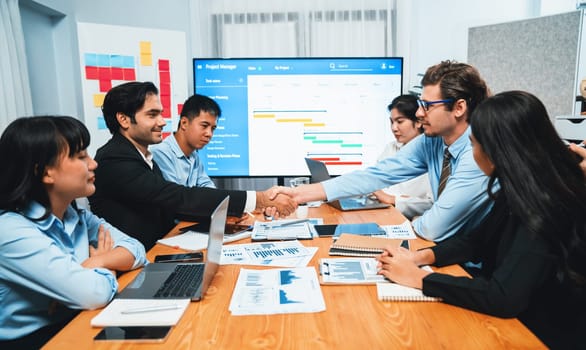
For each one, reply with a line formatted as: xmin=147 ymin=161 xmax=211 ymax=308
xmin=43 ymin=204 xmax=546 ymax=349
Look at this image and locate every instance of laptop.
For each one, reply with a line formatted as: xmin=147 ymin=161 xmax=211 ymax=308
xmin=116 ymin=196 xmax=229 ymax=301
xmin=304 ymin=158 xmax=390 ymax=211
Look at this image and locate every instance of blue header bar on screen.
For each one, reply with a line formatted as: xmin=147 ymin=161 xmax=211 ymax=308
xmin=194 ymin=58 xmax=402 ymax=81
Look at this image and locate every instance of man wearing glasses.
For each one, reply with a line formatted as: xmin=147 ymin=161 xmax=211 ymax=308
xmin=271 ymin=60 xmax=492 ymax=242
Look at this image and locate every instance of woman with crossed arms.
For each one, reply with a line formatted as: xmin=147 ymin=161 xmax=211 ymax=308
xmin=0 ymin=116 xmax=147 ymax=349
xmin=377 ymin=91 xmax=585 ymax=349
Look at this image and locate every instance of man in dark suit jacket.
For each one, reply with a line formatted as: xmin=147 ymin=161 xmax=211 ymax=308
xmin=89 ymin=81 xmax=295 ymax=249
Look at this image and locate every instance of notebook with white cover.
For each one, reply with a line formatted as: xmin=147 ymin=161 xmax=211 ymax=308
xmin=91 ymin=299 xmax=190 ymax=327
xmin=376 ymin=282 xmax=442 ymax=302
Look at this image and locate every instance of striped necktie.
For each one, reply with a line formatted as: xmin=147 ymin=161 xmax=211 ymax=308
xmin=437 ymin=149 xmax=451 ymax=197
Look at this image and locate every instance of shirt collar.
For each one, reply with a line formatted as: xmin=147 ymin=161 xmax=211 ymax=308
xmin=167 ymin=133 xmax=190 ymax=160
xmin=445 ymin=126 xmax=472 ymax=159
xmin=134 ymin=144 xmax=154 ymax=169
xmin=21 ymin=201 xmax=82 ymax=233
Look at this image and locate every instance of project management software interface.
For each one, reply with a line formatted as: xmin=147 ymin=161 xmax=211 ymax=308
xmin=194 ymin=58 xmax=402 ymax=177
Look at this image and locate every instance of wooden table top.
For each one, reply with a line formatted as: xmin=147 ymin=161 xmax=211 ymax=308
xmin=42 ymin=204 xmax=545 ymax=349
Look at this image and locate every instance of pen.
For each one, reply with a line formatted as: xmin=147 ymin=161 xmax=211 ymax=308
xmin=265 ymin=219 xmax=310 ymax=228
xmin=121 ymin=304 xmax=182 ymax=314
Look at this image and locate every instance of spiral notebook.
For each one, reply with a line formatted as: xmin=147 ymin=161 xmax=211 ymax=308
xmin=328 ymin=233 xmax=402 ymax=257
xmin=376 ymin=283 xmax=442 ymax=302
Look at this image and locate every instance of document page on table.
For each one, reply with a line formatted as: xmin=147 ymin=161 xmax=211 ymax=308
xmin=221 ymin=240 xmax=317 ymax=267
xmin=229 ymin=267 xmax=325 ymax=315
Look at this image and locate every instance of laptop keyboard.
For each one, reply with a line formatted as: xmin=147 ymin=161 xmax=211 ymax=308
xmin=154 ymin=264 xmax=204 ymax=298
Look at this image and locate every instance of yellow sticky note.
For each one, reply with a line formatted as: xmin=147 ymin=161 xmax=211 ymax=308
xmin=93 ymin=93 xmax=105 ymax=107
xmin=140 ymin=53 xmax=152 ymax=66
xmin=139 ymin=41 xmax=151 ymax=54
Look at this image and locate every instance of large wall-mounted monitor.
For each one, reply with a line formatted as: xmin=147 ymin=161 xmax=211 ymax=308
xmin=193 ymin=57 xmax=403 ymax=177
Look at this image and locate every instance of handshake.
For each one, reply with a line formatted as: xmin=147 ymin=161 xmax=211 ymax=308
xmin=255 ymin=182 xmax=326 ymax=218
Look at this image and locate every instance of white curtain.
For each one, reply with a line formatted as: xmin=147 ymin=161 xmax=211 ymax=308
xmin=190 ymin=0 xmax=396 ymax=190
xmin=0 ymin=0 xmax=32 ymax=132
xmin=207 ymin=0 xmax=394 ymax=58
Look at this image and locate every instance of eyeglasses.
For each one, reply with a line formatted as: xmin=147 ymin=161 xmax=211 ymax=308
xmin=417 ymin=99 xmax=454 ymax=111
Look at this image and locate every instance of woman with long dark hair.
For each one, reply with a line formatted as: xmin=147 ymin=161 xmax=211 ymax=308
xmin=0 ymin=116 xmax=146 ymax=349
xmin=377 ymin=91 xmax=586 ymax=349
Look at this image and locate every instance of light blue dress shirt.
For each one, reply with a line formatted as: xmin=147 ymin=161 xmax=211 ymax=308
xmin=322 ymin=127 xmax=493 ymax=241
xmin=0 ymin=201 xmax=147 ymax=340
xmin=151 ymin=134 xmax=216 ymax=188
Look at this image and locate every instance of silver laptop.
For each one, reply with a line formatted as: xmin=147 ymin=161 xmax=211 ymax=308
xmin=116 ymin=196 xmax=229 ymax=301
xmin=304 ymin=158 xmax=390 ymax=211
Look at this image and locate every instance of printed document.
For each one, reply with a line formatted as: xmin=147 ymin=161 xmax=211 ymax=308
xmin=319 ymin=257 xmax=389 ymax=284
xmin=221 ymin=240 xmax=317 ymax=267
xmin=229 ymin=267 xmax=326 ymax=315
xmin=381 ymin=220 xmax=417 ymax=239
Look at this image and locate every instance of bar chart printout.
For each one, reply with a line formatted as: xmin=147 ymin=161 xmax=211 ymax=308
xmin=229 ymin=267 xmax=326 ymax=315
xmin=220 ymin=240 xmax=316 ymax=266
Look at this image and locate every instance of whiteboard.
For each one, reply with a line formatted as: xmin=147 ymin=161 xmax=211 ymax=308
xmin=77 ymin=22 xmax=188 ymax=156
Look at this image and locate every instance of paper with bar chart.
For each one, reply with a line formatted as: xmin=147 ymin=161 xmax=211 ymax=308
xmin=220 ymin=240 xmax=317 ymax=267
xmin=229 ymin=267 xmax=326 ymax=315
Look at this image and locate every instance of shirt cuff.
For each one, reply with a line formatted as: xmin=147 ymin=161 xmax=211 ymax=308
xmin=113 ymin=241 xmax=147 ymax=270
xmin=245 ymin=191 xmax=256 ymax=212
xmin=394 ymin=197 xmax=406 ymax=212
xmin=93 ymin=267 xmax=119 ymax=299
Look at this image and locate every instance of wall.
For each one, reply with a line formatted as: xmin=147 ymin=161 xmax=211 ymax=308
xmin=20 ymin=0 xmax=193 ymax=122
xmin=20 ymin=2 xmax=61 ymax=115
xmin=396 ymin=0 xmax=540 ymax=92
xmin=468 ymin=10 xmax=581 ymax=119
xmin=21 ymin=0 xmax=579 ymax=116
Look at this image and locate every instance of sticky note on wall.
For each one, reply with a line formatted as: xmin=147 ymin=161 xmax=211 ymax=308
xmin=93 ymin=93 xmax=105 ymax=107
xmin=140 ymin=41 xmax=152 ymax=66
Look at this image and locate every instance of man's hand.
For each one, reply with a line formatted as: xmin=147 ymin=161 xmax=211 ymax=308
xmin=372 ymin=190 xmax=395 ymax=205
xmin=267 ymin=183 xmax=326 ymax=204
xmin=256 ymin=190 xmax=297 ymax=217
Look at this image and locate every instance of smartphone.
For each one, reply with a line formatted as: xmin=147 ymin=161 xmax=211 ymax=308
xmin=179 ymin=223 xmax=252 ymax=235
xmin=225 ymin=223 xmax=253 ymax=235
xmin=93 ymin=326 xmax=171 ymax=342
xmin=154 ymin=252 xmax=203 ymax=263
xmin=314 ymin=224 xmax=338 ymax=237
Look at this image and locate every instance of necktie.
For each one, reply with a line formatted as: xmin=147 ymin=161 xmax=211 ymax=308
xmin=437 ymin=149 xmax=451 ymax=197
